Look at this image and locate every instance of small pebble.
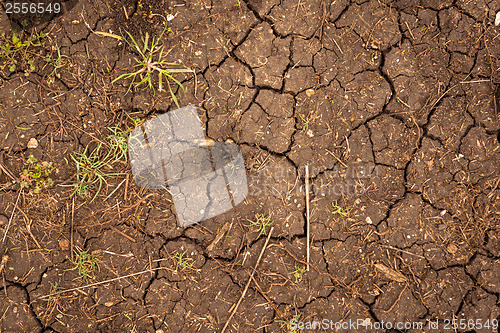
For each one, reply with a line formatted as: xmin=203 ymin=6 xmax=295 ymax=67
xmin=59 ymin=239 xmax=70 ymax=251
xmin=0 ymin=215 xmax=8 ymax=225
xmin=495 ymin=11 xmax=500 ymax=26
xmin=447 ymin=243 xmax=458 ymax=255
xmin=27 ymin=138 xmax=38 ymax=149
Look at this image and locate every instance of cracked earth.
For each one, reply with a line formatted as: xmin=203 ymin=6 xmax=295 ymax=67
xmin=0 ymin=0 xmax=500 ymax=332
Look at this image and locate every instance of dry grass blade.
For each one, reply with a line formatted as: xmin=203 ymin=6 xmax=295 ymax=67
xmin=305 ymin=165 xmax=310 ymax=271
xmin=38 ymin=267 xmax=168 ymax=299
xmin=94 ymin=31 xmax=123 ymax=40
xmin=221 ymin=227 xmax=274 ymax=333
xmin=2 ymin=188 xmax=22 ymax=243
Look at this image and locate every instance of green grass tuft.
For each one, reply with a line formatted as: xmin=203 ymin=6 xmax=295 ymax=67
xmin=246 ymin=211 xmax=274 ymax=240
xmin=67 ymin=246 xmax=100 ymax=282
xmin=69 ymin=144 xmax=124 ymax=201
xmin=112 ymin=26 xmax=192 ymax=108
xmin=171 ymin=250 xmax=200 ymax=273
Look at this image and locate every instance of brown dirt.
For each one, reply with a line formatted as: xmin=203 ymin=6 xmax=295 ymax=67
xmin=0 ymin=0 xmax=500 ymax=332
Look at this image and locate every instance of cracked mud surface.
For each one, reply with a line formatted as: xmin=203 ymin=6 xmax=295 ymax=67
xmin=0 ymin=0 xmax=499 ymax=332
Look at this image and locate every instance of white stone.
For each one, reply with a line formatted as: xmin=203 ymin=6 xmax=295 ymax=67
xmin=27 ymin=138 xmax=38 ymax=149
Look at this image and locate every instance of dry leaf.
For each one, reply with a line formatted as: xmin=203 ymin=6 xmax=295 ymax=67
xmin=374 ymin=263 xmax=407 ymax=283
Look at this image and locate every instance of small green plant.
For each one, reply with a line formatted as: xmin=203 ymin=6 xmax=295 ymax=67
xmin=171 ymin=250 xmax=200 ymax=273
xmin=44 ymin=42 xmax=69 ymax=82
xmin=39 ymin=282 xmax=61 ymax=316
xmin=69 ymin=144 xmax=124 ymax=201
xmin=20 ymin=155 xmax=54 ymax=193
xmin=67 ymin=246 xmax=100 ymax=282
xmin=67 ymin=115 xmax=141 ymax=201
xmin=44 ymin=282 xmax=60 ymax=304
xmin=0 ymin=30 xmax=47 ymax=76
xmin=246 ymin=211 xmax=273 ymax=240
xmin=106 ymin=126 xmax=131 ymax=162
xmin=112 ymin=26 xmax=191 ymax=107
xmin=106 ymin=113 xmax=144 ymax=162
xmin=289 ymin=262 xmax=306 ymax=283
xmin=331 ymin=201 xmax=349 ymax=222
xmin=276 ymin=313 xmax=302 ymax=332
xmin=299 ymin=114 xmax=311 ymax=132
xmin=227 ymin=160 xmax=240 ymax=176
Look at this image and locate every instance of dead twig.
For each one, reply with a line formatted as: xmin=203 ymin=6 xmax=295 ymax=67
xmin=305 ymin=165 xmax=310 ymax=271
xmin=380 ymin=245 xmax=425 ymax=259
xmin=427 ymin=84 xmax=459 ymax=112
xmin=325 ymin=149 xmax=348 ymax=168
xmin=270 ymin=242 xmax=349 ymax=290
xmin=405 ymin=21 xmax=415 ymax=40
xmin=71 ymin=197 xmax=75 ymax=260
xmin=14 ymin=207 xmax=41 ymax=249
xmin=459 ymin=79 xmax=490 ymax=84
xmin=207 ymin=221 xmax=232 ymax=254
xmin=120 ymin=193 xmax=155 ymax=214
xmin=38 ymin=266 xmax=168 ymax=299
xmin=382 ymin=284 xmax=408 ymax=313
xmin=110 ymin=226 xmax=136 ymax=243
xmin=221 ymin=227 xmax=274 ymax=333
xmin=124 ymin=174 xmax=129 ymax=201
xmin=122 ymin=5 xmax=129 ymax=20
xmin=0 ymin=153 xmax=16 ymax=181
xmin=248 ymin=274 xmax=283 ymax=318
xmin=24 ymin=220 xmax=42 ymax=250
xmin=104 ymin=178 xmax=127 ymax=201
xmin=2 ymin=188 xmax=22 ymax=243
